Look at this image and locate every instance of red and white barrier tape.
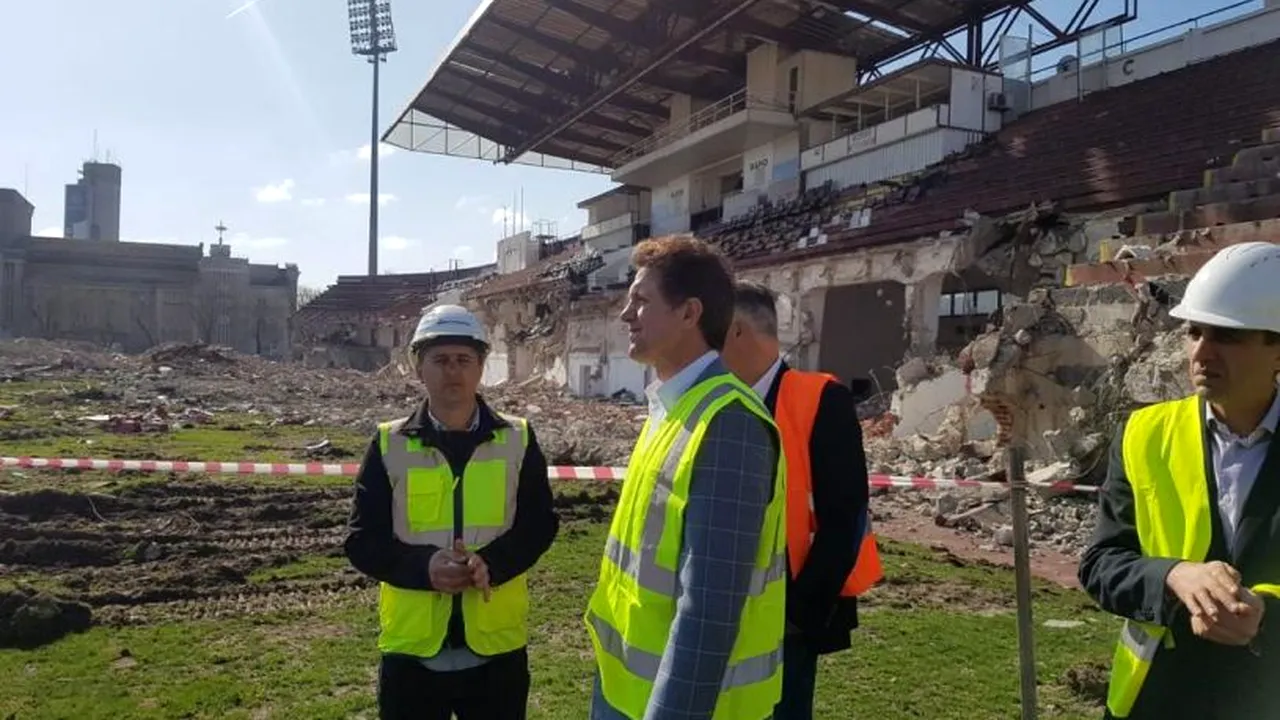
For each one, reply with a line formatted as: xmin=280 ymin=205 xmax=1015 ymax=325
xmin=0 ymin=456 xmax=1097 ymax=494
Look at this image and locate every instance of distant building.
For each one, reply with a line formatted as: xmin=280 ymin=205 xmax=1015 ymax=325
xmin=64 ymin=161 xmax=122 ymax=242
xmin=0 ymin=188 xmax=298 ymax=357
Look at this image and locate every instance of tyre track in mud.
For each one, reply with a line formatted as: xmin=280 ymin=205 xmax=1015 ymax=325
xmin=0 ymin=480 xmax=618 ymax=628
xmin=0 ymin=482 xmax=365 ymax=625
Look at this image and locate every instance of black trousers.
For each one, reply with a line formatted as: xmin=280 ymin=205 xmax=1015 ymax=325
xmin=378 ymin=649 xmax=530 ymax=720
xmin=774 ymin=634 xmax=819 ymax=720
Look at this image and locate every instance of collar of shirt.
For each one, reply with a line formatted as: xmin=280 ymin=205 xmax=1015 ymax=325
xmin=1205 ymin=385 xmax=1280 ymax=446
xmin=427 ymin=405 xmax=480 ymax=433
xmin=750 ymin=355 xmax=784 ymax=400
xmin=645 ymin=350 xmax=719 ymax=418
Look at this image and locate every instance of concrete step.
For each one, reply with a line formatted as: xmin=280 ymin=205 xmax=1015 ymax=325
xmin=1204 ymin=158 xmax=1280 ymax=187
xmin=1115 ymin=217 xmax=1280 ymax=251
xmin=1169 ymin=177 xmax=1280 ymax=211
xmin=1263 ymin=127 xmax=1280 ymax=144
xmin=1232 ymin=143 xmax=1280 ymax=166
xmin=1135 ymin=193 xmax=1280 ymax=236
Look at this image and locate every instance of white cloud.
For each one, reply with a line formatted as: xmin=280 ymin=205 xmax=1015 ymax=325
xmin=382 ymin=235 xmax=416 ymax=251
xmin=491 ymin=207 xmax=530 ymax=232
xmin=451 ymin=245 xmax=476 ymax=264
xmin=255 ymin=179 xmax=295 ymax=203
xmin=455 ymin=195 xmax=489 ymax=212
xmin=357 ymin=142 xmax=399 ymax=161
xmin=300 ymin=198 xmax=326 ymax=207
xmin=35 ymin=226 xmax=63 ymax=238
xmin=346 ymin=192 xmax=397 ymax=206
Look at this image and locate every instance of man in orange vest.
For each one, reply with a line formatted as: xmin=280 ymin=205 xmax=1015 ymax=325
xmin=721 ymin=280 xmax=884 ymax=720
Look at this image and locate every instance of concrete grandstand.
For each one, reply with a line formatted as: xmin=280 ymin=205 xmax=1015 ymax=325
xmin=296 ymin=0 xmax=1280 ymax=406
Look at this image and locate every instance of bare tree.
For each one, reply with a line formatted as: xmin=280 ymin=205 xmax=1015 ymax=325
xmin=189 ymin=284 xmax=223 ymax=344
xmin=254 ymin=298 xmax=276 ymax=356
xmin=296 ymin=286 xmax=324 ymax=308
xmin=26 ymin=293 xmax=61 ymax=337
xmin=131 ymin=291 xmax=158 ymax=349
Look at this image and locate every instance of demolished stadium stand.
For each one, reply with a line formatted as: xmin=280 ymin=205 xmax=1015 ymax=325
xmin=296 ymin=0 xmax=1280 ymax=436
xmin=698 ymin=37 xmax=1280 ymax=266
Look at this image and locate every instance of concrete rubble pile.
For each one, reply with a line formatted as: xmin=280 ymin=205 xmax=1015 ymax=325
xmin=862 ymin=274 xmax=1196 ymax=555
xmin=0 ymin=338 xmax=647 ymax=467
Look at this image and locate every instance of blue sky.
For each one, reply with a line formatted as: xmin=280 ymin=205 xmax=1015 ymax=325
xmin=0 ymin=0 xmax=1250 ymax=290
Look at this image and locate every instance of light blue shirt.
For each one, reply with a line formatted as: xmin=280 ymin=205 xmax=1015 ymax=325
xmin=749 ymin=356 xmax=784 ymax=400
xmin=1205 ymin=386 xmax=1280 ymax=550
xmin=643 ymin=350 xmax=719 ymax=437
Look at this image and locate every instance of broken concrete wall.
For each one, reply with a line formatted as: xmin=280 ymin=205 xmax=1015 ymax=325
xmin=891 ymin=359 xmax=998 ymax=440
xmin=473 ymin=292 xmax=569 ymax=388
xmin=565 ymin=292 xmax=648 ymax=399
xmin=736 ymin=231 xmax=976 ymax=378
xmin=964 ymin=281 xmax=1191 ymax=471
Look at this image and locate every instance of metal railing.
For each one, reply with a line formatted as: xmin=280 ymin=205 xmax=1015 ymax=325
xmin=581 ymin=212 xmax=637 ymax=241
xmin=611 ymin=88 xmax=794 ymax=166
xmin=1026 ymin=0 xmax=1258 ymax=82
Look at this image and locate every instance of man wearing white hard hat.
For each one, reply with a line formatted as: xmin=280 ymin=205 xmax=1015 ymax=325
xmin=1080 ymin=241 xmax=1280 ymax=718
xmin=344 ymin=303 xmax=559 ymax=720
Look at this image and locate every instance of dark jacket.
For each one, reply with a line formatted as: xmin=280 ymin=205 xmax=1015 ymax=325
xmin=343 ymin=396 xmax=560 ymax=656
xmin=1078 ymin=403 xmax=1280 ymax=719
xmin=764 ymin=362 xmax=870 ymax=654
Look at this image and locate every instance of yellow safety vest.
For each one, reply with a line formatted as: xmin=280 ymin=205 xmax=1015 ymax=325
xmin=376 ymin=413 xmax=530 ymax=658
xmin=1107 ymin=395 xmax=1280 ymax=717
xmin=585 ymin=372 xmax=788 ymax=720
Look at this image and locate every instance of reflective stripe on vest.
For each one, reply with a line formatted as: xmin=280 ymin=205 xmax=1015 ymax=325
xmin=776 ymin=369 xmax=884 ymax=596
xmin=375 ymin=413 xmax=530 ymax=659
xmin=1107 ymin=396 xmax=1277 ymax=717
xmin=585 ymin=373 xmax=787 ymax=720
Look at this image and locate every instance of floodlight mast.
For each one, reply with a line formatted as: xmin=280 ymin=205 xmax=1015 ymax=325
xmin=348 ymin=0 xmax=398 ymax=276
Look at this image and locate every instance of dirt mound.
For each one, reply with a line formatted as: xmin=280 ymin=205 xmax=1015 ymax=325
xmin=1061 ymin=661 xmax=1109 ymax=705
xmin=145 ymin=342 xmax=236 ymax=366
xmin=0 ymin=587 xmax=93 ymax=649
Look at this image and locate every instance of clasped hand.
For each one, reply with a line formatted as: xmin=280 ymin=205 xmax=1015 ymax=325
xmin=428 ymin=539 xmax=492 ymax=602
xmin=1167 ymin=560 xmax=1266 ymax=646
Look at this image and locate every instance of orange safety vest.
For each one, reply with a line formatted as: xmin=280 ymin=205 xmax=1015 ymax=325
xmin=775 ymin=369 xmax=884 ymax=596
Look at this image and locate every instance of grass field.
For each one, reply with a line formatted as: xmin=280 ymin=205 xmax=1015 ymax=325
xmin=0 ymin=379 xmax=1118 ymax=719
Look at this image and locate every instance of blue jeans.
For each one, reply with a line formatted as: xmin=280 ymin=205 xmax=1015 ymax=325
xmin=774 ymin=634 xmax=819 ymax=720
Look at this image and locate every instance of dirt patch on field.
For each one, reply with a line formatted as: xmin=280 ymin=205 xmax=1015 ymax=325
xmin=862 ymin=576 xmax=1012 ymax=614
xmin=1061 ymin=660 xmax=1110 ymax=705
xmin=0 ymin=479 xmax=620 ymax=639
xmin=875 ymin=509 xmax=1084 ymax=589
xmin=0 ymin=483 xmax=364 ymax=630
xmin=0 ymin=587 xmax=93 ymax=648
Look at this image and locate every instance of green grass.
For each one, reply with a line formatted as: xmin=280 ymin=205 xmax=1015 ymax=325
xmin=0 ymin=390 xmax=1119 ymax=718
xmin=0 ymin=524 xmax=1118 ymax=720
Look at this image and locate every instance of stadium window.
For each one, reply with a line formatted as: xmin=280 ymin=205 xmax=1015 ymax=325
xmin=974 ymin=289 xmax=1001 ymax=315
xmin=955 ymin=292 xmax=974 ymax=316
xmin=938 ymin=293 xmax=955 ymax=317
xmin=788 ymin=67 xmax=799 ymax=112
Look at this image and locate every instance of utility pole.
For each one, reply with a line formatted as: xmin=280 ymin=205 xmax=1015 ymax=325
xmin=348 ymin=0 xmax=398 ymax=276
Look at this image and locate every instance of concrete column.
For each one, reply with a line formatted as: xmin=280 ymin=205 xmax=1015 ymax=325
xmin=793 ymin=286 xmax=827 ymax=370
xmin=905 ymin=273 xmax=945 ymax=356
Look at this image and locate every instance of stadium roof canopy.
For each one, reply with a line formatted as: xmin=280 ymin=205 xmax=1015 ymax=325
xmin=383 ymin=0 xmax=1027 ymax=172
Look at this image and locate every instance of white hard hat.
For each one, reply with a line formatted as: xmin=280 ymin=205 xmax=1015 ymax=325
xmin=410 ymin=304 xmax=488 ymax=351
xmin=1168 ymin=242 xmax=1280 ymax=334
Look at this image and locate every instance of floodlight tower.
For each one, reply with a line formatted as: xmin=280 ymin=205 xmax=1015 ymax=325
xmin=348 ymin=0 xmax=397 ymax=276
